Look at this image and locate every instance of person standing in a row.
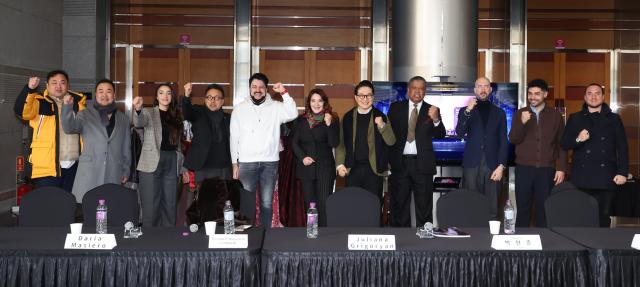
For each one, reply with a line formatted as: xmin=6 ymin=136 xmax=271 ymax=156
xmin=509 ymin=79 xmax=566 ymax=227
xmin=456 ymin=76 xmax=508 ymax=220
xmin=387 ymin=76 xmax=445 ymax=227
xmin=336 ymin=80 xmax=395 ymax=202
xmin=291 ymin=88 xmax=340 ymax=226
xmin=61 ymin=79 xmax=131 ymax=202
xmin=133 ymin=84 xmax=185 ymax=227
xmin=230 ymin=73 xmax=298 ymax=228
xmin=562 ymin=83 xmax=628 ymax=227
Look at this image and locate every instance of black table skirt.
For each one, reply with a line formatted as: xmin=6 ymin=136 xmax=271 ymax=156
xmin=262 ymin=228 xmax=591 ymax=287
xmin=0 ymin=227 xmax=262 ymax=287
xmin=553 ymin=228 xmax=640 ymax=287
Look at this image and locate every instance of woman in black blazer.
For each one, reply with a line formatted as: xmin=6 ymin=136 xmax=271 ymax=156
xmin=291 ymin=88 xmax=340 ymax=226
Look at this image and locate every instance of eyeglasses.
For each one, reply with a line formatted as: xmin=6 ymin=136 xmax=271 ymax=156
xmin=205 ymin=96 xmax=224 ymax=101
xmin=356 ymin=94 xmax=373 ymax=99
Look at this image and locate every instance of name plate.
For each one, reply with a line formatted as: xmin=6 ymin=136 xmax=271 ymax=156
xmin=631 ymin=234 xmax=640 ymax=250
xmin=209 ymin=234 xmax=248 ymax=249
xmin=64 ymin=234 xmax=117 ymax=250
xmin=491 ymin=235 xmax=542 ymax=250
xmin=348 ymin=234 xmax=396 ymax=250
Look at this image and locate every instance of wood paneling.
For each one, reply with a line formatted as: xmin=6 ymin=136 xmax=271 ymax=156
xmin=254 ymin=28 xmax=370 ymax=47
xmin=128 ymin=26 xmax=233 ymax=45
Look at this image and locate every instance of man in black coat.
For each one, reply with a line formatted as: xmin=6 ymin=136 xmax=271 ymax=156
xmin=561 ymin=83 xmax=629 ymax=227
xmin=182 ymin=83 xmax=232 ymax=183
xmin=387 ymin=76 xmax=446 ymax=227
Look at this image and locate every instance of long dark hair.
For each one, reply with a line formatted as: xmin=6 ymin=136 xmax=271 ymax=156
xmin=305 ymin=88 xmax=338 ymax=122
xmin=153 ymin=83 xmax=183 ymax=146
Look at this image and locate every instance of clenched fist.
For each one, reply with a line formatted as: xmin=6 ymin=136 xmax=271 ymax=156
xmin=132 ymin=96 xmax=144 ymax=111
xmin=63 ymin=94 xmax=73 ymax=105
xmin=521 ymin=111 xmax=532 ymax=124
xmin=374 ymin=116 xmax=385 ymax=129
xmin=576 ymin=129 xmax=590 ymax=143
xmin=466 ymin=97 xmax=477 ymax=112
xmin=428 ymin=106 xmax=439 ymax=122
xmin=272 ymin=82 xmax=286 ymax=94
xmin=324 ymin=113 xmax=332 ymax=126
xmin=183 ymin=82 xmax=192 ymax=97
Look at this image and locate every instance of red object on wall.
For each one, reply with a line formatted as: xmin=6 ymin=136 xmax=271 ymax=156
xmin=16 ymin=183 xmax=32 ymax=206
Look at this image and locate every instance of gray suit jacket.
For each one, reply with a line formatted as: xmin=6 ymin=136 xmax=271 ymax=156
xmin=133 ymin=107 xmax=184 ymax=174
xmin=61 ymin=103 xmax=131 ymax=203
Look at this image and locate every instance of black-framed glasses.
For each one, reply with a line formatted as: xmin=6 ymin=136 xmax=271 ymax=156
xmin=205 ymin=96 xmax=224 ymax=101
xmin=356 ymin=94 xmax=373 ymax=99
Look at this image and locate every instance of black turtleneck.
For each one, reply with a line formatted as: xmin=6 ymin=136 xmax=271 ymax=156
xmin=477 ymin=100 xmax=491 ymax=127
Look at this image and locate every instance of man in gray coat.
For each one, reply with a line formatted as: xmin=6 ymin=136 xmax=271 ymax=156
xmin=61 ymin=79 xmax=131 ymax=203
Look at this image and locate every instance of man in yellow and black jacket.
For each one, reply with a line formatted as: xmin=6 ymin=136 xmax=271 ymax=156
xmin=14 ymin=70 xmax=87 ymax=193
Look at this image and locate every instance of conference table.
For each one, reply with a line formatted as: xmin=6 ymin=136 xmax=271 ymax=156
xmin=552 ymin=227 xmax=640 ymax=287
xmin=261 ymin=227 xmax=591 ymax=287
xmin=0 ymin=227 xmax=263 ymax=287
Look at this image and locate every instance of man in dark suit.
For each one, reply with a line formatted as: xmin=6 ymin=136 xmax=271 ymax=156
xmin=455 ymin=76 xmax=508 ymax=220
xmin=561 ymin=83 xmax=629 ymax=227
xmin=387 ymin=76 xmax=446 ymax=227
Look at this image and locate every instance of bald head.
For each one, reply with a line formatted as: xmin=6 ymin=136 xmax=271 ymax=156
xmin=474 ymin=77 xmax=492 ymax=101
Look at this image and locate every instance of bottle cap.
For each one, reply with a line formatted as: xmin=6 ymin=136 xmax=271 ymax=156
xmin=98 ymin=199 xmax=105 ymax=205
xmin=310 ymin=202 xmax=316 ymax=208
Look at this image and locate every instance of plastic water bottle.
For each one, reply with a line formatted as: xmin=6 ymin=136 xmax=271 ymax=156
xmin=223 ymin=200 xmax=235 ymax=234
xmin=96 ymin=199 xmax=108 ymax=234
xmin=504 ymin=199 xmax=516 ymax=234
xmin=306 ymin=202 xmax=318 ymax=239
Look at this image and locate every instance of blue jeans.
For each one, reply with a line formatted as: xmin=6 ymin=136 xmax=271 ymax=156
xmin=238 ymin=161 xmax=278 ymax=228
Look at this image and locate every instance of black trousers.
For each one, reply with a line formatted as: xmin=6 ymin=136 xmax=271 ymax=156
xmin=583 ymin=188 xmax=615 ymax=227
xmin=462 ymin=157 xmax=500 ymax=220
xmin=345 ymin=163 xmax=383 ymax=203
xmin=389 ymin=156 xmax=434 ymax=227
xmin=300 ymin=170 xmax=334 ymax=227
xmin=514 ymin=165 xmax=555 ymax=227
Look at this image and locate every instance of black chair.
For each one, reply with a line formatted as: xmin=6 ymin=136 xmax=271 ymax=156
xmin=545 ymin=182 xmax=599 ymax=227
xmin=19 ymin=186 xmax=77 ymax=227
xmin=82 ymin=183 xmax=140 ymax=228
xmin=436 ymin=189 xmax=491 ymax=227
xmin=326 ymin=187 xmax=380 ymax=227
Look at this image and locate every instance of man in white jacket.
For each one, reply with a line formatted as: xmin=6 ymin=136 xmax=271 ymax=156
xmin=230 ymin=72 xmax=298 ymax=227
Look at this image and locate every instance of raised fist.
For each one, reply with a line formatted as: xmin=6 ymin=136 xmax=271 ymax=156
xmin=324 ymin=113 xmax=332 ymax=126
xmin=466 ymin=97 xmax=477 ymax=112
xmin=183 ymin=82 xmax=192 ymax=97
xmin=132 ymin=96 xmax=144 ymax=111
xmin=374 ymin=116 xmax=385 ymax=129
xmin=521 ymin=111 xmax=532 ymax=124
xmin=272 ymin=82 xmax=286 ymax=94
xmin=428 ymin=106 xmax=439 ymax=122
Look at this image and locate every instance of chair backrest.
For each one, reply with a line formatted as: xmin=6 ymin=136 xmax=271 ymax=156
xmin=82 ymin=183 xmax=140 ymax=227
xmin=326 ymin=187 xmax=380 ymax=227
xmin=545 ymin=182 xmax=599 ymax=227
xmin=19 ymin=186 xmax=76 ymax=227
xmin=436 ymin=189 xmax=491 ymax=227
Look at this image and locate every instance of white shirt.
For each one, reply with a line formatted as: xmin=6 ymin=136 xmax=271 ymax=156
xmin=402 ymin=100 xmax=440 ymax=155
xmin=230 ymin=93 xmax=298 ymax=163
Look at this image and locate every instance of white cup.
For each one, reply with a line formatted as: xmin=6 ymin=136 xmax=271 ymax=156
xmin=489 ymin=221 xmax=501 ymax=235
xmin=70 ymin=223 xmax=83 ymax=234
xmin=204 ymin=221 xmax=217 ymax=236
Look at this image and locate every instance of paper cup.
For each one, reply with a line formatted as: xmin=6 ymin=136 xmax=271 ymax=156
xmin=70 ymin=223 xmax=83 ymax=234
xmin=204 ymin=221 xmax=217 ymax=236
xmin=489 ymin=221 xmax=501 ymax=235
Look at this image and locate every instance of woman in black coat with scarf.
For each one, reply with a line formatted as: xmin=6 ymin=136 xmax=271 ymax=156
xmin=291 ymin=88 xmax=340 ymax=226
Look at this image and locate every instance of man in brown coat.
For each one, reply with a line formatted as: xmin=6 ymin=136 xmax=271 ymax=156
xmin=509 ymin=79 xmax=567 ymax=227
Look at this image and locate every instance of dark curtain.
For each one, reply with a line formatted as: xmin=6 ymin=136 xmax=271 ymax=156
xmin=277 ymin=124 xmax=306 ymax=227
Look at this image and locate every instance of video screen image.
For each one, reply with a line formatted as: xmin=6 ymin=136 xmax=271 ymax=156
xmin=373 ymin=81 xmax=517 ymax=165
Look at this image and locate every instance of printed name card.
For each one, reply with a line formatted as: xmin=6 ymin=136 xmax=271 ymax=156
xmin=631 ymin=234 xmax=640 ymax=250
xmin=64 ymin=234 xmax=117 ymax=250
xmin=491 ymin=235 xmax=542 ymax=250
xmin=348 ymin=234 xmax=396 ymax=250
xmin=209 ymin=234 xmax=248 ymax=249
